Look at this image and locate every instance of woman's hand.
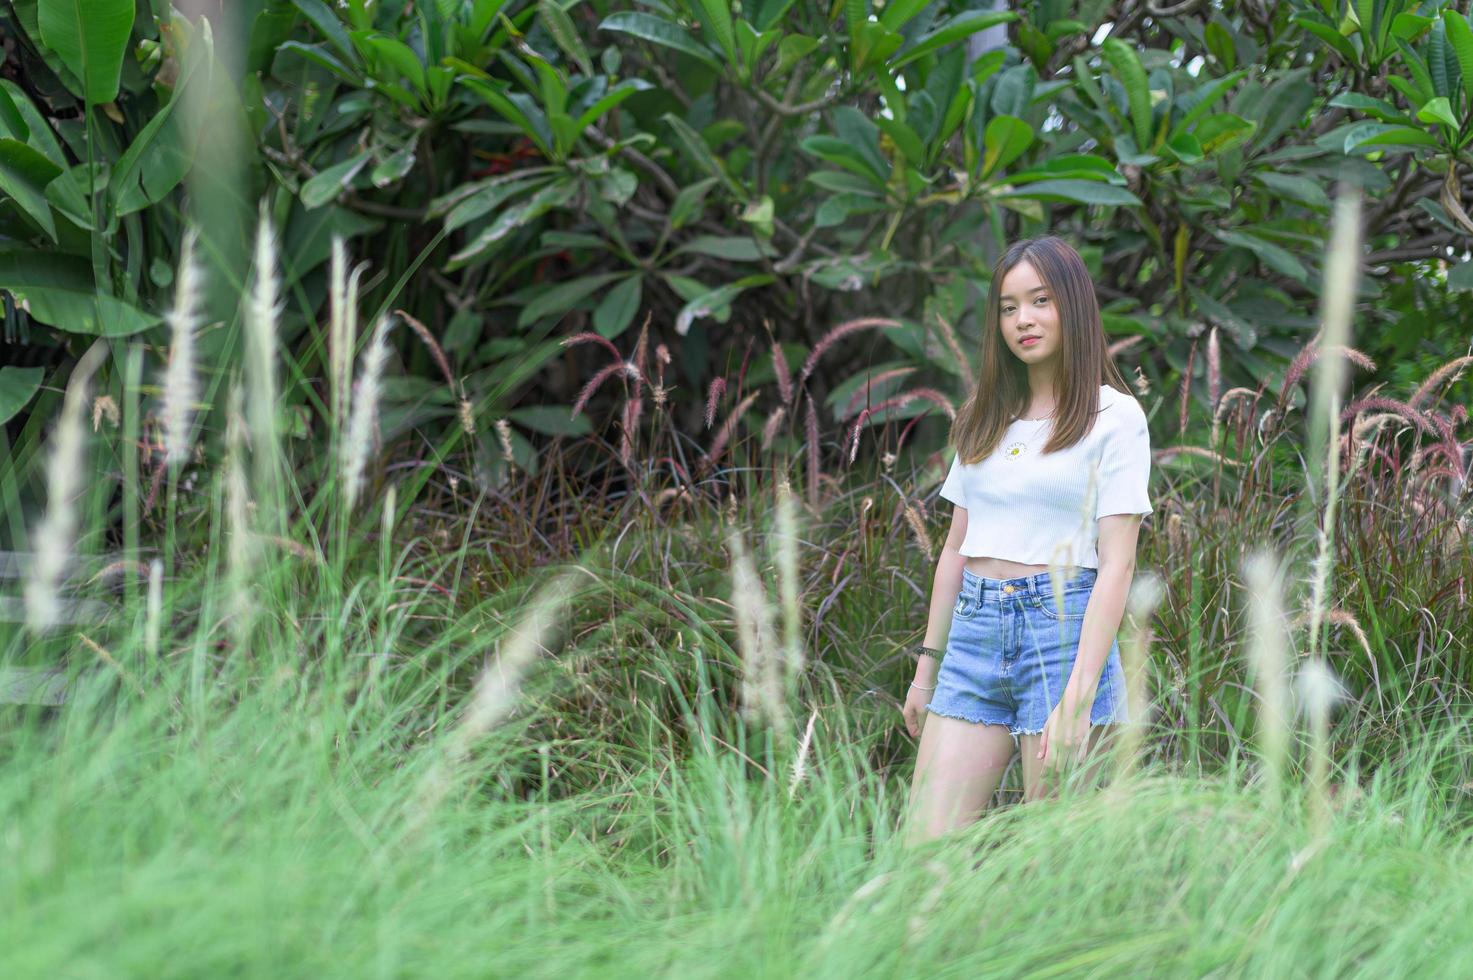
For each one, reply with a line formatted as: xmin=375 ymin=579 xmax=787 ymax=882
xmin=1037 ymin=693 xmax=1092 ymax=773
xmin=902 ymin=682 xmax=932 ymax=738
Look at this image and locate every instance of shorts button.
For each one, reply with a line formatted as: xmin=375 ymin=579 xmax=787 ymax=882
xmin=1003 ymin=584 xmax=1015 ymax=593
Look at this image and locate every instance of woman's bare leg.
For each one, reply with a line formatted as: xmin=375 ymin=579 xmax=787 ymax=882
xmin=904 ymin=713 xmax=1017 ymax=846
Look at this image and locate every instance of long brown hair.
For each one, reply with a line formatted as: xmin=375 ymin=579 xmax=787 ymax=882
xmin=950 ymin=235 xmax=1135 ymax=463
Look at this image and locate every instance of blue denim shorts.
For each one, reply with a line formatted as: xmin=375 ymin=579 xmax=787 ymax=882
xmin=925 ymin=566 xmax=1130 ymax=738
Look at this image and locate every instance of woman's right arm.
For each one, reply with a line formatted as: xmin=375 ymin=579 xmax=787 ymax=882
xmin=915 ymin=505 xmax=969 ymax=689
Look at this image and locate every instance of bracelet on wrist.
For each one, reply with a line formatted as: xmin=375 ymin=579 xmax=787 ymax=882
xmin=910 ymin=681 xmax=936 ymax=692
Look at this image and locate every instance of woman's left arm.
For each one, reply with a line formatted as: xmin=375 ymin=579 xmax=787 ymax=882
xmin=1064 ymin=514 xmax=1142 ymax=704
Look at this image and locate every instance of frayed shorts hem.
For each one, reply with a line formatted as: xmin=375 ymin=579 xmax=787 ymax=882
xmin=925 ymin=704 xmax=1024 ymax=738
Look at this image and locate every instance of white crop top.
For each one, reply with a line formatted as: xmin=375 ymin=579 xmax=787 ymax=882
xmin=938 ymin=383 xmax=1153 ymax=569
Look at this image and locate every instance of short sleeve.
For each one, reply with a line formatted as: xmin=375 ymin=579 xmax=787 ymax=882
xmin=939 ymin=453 xmax=966 ymax=508
xmin=1094 ymin=404 xmax=1153 ymax=519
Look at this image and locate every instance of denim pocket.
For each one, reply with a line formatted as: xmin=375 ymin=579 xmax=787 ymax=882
xmin=953 ymin=593 xmax=978 ymax=621
xmin=1034 ymin=587 xmax=1090 ymax=622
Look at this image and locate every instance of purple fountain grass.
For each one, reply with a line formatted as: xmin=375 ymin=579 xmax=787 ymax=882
xmin=805 ymin=393 xmax=820 ymax=508
xmin=771 ymin=336 xmax=795 ymax=405
xmin=841 ymin=366 xmax=918 ymax=419
xmin=394 ymin=308 xmax=474 ymax=435
xmin=1409 ymin=355 xmax=1473 ymax=409
xmin=845 ymin=388 xmax=956 ymax=464
xmin=705 ymin=392 xmax=760 ymax=469
xmin=704 ymin=376 xmax=727 ymax=429
xmin=798 ymin=316 xmax=899 ymax=389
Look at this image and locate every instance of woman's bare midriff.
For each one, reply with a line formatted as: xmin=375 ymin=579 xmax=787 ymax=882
xmin=963 ymin=555 xmax=1052 ymax=579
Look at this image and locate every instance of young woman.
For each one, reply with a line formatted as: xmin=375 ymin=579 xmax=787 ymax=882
xmin=902 ymin=235 xmax=1153 ymax=845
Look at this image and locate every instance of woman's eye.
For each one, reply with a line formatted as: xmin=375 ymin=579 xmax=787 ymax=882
xmin=1035 ymin=296 xmax=1049 ymax=305
xmin=1001 ymin=306 xmax=1015 ymax=314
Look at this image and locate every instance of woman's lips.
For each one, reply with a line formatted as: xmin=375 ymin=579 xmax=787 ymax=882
xmin=1020 ymin=336 xmax=1040 ymax=347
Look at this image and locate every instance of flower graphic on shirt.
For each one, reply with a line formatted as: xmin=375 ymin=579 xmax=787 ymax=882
xmin=1003 ymin=441 xmax=1027 ymax=459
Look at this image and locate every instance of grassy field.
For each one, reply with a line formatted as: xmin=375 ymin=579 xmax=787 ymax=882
xmin=3 ymin=201 xmax=1473 ymax=978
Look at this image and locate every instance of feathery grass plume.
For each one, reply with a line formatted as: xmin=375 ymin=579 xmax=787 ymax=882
xmin=1296 ymin=657 xmax=1349 ymax=841
xmin=845 ymin=389 xmax=956 ymax=464
xmin=494 ymin=418 xmax=515 ymax=463
xmin=787 ymin=706 xmax=818 ymax=799
xmin=841 ymin=366 xmax=917 ymax=418
xmin=704 ymin=376 xmax=727 ymax=429
xmin=145 ymin=558 xmax=163 ymax=658
xmin=1109 ymin=570 xmax=1165 ymax=790
xmin=772 ymin=481 xmax=805 ymax=685
xmin=91 ymin=394 xmax=119 ymax=431
xmin=1206 ymin=325 xmax=1222 ymax=447
xmin=1243 ymin=547 xmax=1292 ymax=813
xmin=1178 ymin=336 xmax=1196 ymax=435
xmin=931 ymin=312 xmax=973 ymax=390
xmin=1409 ymin=354 xmax=1473 ymax=409
xmin=729 ymin=528 xmax=787 ymax=734
xmin=706 ymin=391 xmax=759 ymax=469
xmin=569 ymin=361 xmax=631 ymax=419
xmin=902 ymin=502 xmax=932 ymax=561
xmin=760 ymin=407 xmax=787 ymax=450
xmin=393 ymin=308 xmax=474 ymax=434
xmin=24 ymin=340 xmax=107 ymax=633
xmin=797 ymin=316 xmax=898 ymax=388
xmin=161 ymin=226 xmax=203 ymax=465
xmin=1304 ymin=188 xmax=1362 ymax=664
xmin=245 ymin=200 xmax=283 ymax=514
xmin=404 ymin=572 xmax=575 ymax=839
xmin=770 ymin=335 xmax=794 ymax=405
xmin=619 ymin=394 xmax=642 ymax=467
xmin=327 ymin=236 xmax=363 ymax=437
xmin=223 ymin=382 xmax=256 ymax=641
xmin=342 ymin=314 xmax=395 ymax=511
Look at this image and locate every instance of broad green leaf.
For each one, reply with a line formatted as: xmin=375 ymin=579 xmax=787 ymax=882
xmin=0 ymin=249 xmax=160 ymax=336
xmin=461 ymin=78 xmax=553 ymax=158
xmin=669 ymin=176 xmax=719 ymax=229
xmin=800 ymin=135 xmax=887 ymax=185
xmin=1251 ymin=171 xmax=1329 ymax=210
xmin=507 ymin=405 xmax=592 ymax=436
xmin=37 ymin=0 xmax=135 ymax=104
xmin=448 ymin=178 xmax=577 ymax=268
xmin=691 ymin=0 xmax=736 ymax=65
xmin=1442 ymin=11 xmax=1473 ymax=106
xmin=661 ymin=112 xmax=741 ymax=195
xmin=1213 ymin=228 xmax=1307 ymax=281
xmin=892 ymin=10 xmax=1017 ymax=69
xmin=360 ymin=34 xmax=426 ymax=94
xmin=291 ymin=0 xmax=361 ymax=65
xmin=997 ymin=179 xmax=1141 ymax=207
xmin=875 ymin=115 xmax=924 ymax=167
xmin=0 ymin=365 xmax=44 ymax=425
xmin=300 ymin=151 xmax=371 ymax=209
xmin=539 ymin=0 xmax=593 ymax=76
xmin=0 ymin=86 xmax=28 ymax=142
xmin=672 ymin=235 xmax=777 ymax=261
xmin=981 ymin=115 xmax=1032 ymax=178
xmin=834 ymin=106 xmax=890 ymax=184
xmin=517 ymin=272 xmax=625 ymax=327
xmin=1293 ymin=16 xmax=1359 ymax=65
xmin=1416 ymin=96 xmax=1459 ymax=130
xmin=1447 ymin=260 xmax=1473 ymax=290
xmin=1327 ymin=92 xmax=1412 ymax=124
xmin=592 ymin=275 xmax=642 ymax=338
xmin=598 ymin=12 xmax=723 ymax=72
xmin=0 ymin=138 xmax=62 ymax=239
xmin=1101 ymin=37 xmax=1152 ymax=149
xmin=673 ymin=273 xmax=774 ymax=336
xmin=575 ymin=78 xmax=653 ymax=133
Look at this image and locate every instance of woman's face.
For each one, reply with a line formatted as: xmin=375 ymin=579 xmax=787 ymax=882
xmin=997 ymin=260 xmax=1062 ymax=366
